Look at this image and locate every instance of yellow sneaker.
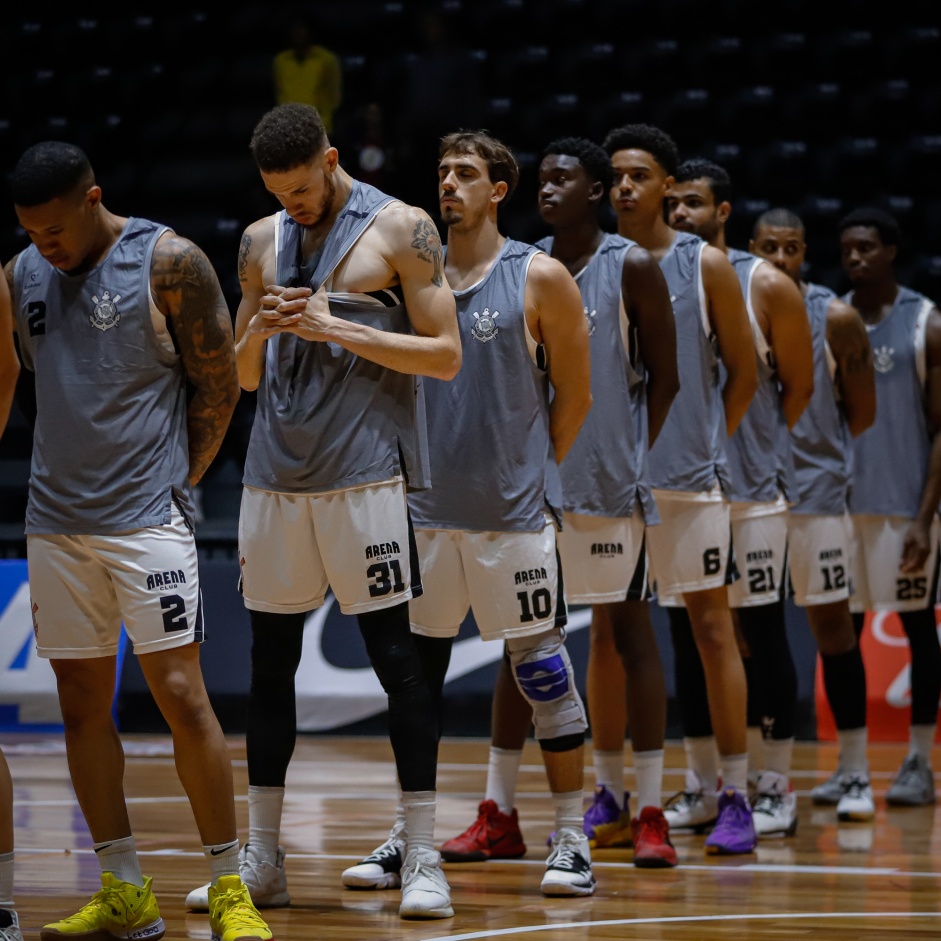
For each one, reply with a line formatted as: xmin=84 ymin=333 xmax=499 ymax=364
xmin=208 ymin=874 xmax=273 ymax=941
xmin=41 ymin=872 xmax=165 ymax=940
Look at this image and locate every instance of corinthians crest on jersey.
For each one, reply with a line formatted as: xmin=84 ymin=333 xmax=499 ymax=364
xmin=89 ymin=290 xmax=122 ymax=331
xmin=872 ymin=344 xmax=895 ymax=374
xmin=471 ymin=306 xmax=500 ymax=342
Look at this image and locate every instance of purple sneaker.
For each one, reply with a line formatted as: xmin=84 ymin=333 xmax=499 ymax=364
xmin=704 ymin=787 xmax=757 ymax=855
xmin=547 ymin=785 xmax=632 ymax=848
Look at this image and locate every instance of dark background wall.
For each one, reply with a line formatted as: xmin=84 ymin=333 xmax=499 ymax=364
xmin=1 ymin=2 xmax=938 ymax=736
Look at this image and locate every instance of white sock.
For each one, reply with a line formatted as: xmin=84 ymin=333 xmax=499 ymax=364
xmin=747 ymin=726 xmax=765 ymax=778
xmin=484 ymin=747 xmax=523 ymax=815
xmin=593 ymin=748 xmax=625 ymax=795
xmin=392 ymin=782 xmax=407 ymax=838
xmin=401 ymin=790 xmax=436 ymax=854
xmin=204 ymin=839 xmax=240 ymax=883
xmin=837 ymin=727 xmax=869 ymax=776
xmin=552 ymin=789 xmax=584 ymax=834
xmin=720 ymin=753 xmax=748 ymax=793
xmin=94 ymin=836 xmax=143 ymax=886
xmin=909 ymin=725 xmax=936 ymax=762
xmin=633 ymin=749 xmax=664 ymax=812
xmin=0 ymin=851 xmax=13 ymax=908
xmin=764 ymin=738 xmax=794 ymax=778
xmin=248 ymin=785 xmax=285 ymax=862
xmin=684 ymin=736 xmax=719 ymax=790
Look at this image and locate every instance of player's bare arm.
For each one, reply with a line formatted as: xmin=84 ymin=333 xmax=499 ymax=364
xmin=151 ymin=232 xmax=240 ymax=487
xmin=233 ymin=215 xmax=304 ymax=392
xmin=752 ymin=263 xmax=814 ymax=429
xmin=826 ymin=298 xmax=876 ymax=437
xmin=701 ymin=244 xmax=758 ymax=436
xmin=902 ymin=307 xmax=941 ymax=572
xmin=0 ymin=260 xmax=20 ymax=438
xmin=622 ymin=245 xmax=679 ymax=448
xmin=274 ymin=204 xmax=461 ymax=380
xmin=525 ymin=252 xmax=592 ymax=463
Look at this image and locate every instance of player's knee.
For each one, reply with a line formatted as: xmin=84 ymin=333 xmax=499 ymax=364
xmin=507 ymin=629 xmax=587 ymax=740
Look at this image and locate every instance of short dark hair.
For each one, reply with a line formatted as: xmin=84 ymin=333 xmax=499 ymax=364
xmin=675 ymin=158 xmax=732 ymax=205
xmin=754 ymin=208 xmax=805 ymax=238
xmin=11 ymin=141 xmax=94 ymax=207
xmin=250 ymin=103 xmax=329 ymax=174
xmin=601 ymin=124 xmax=679 ymax=177
xmin=439 ymin=129 xmax=520 ymax=203
xmin=838 ymin=207 xmax=901 ymax=247
xmin=541 ymin=137 xmax=613 ymax=191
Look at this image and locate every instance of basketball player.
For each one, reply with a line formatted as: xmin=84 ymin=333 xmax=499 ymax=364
xmin=602 ymin=124 xmax=760 ymax=854
xmin=433 ymin=136 xmax=681 ymax=868
xmin=0 ymin=261 xmax=22 ymax=941
xmin=6 ymin=141 xmax=271 ymax=941
xmin=839 ymin=207 xmax=941 ymax=807
xmin=345 ymin=130 xmax=596 ymax=896
xmin=751 ymin=208 xmax=877 ymax=822
xmin=183 ymin=103 xmax=462 ymax=921
xmin=663 ymin=160 xmax=814 ymax=839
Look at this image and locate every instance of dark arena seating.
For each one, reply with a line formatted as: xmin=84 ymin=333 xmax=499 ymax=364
xmin=2 ymin=0 xmax=940 ymax=546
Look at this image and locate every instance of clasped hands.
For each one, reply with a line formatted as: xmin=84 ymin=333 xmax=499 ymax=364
xmin=253 ymin=283 xmax=333 ymax=342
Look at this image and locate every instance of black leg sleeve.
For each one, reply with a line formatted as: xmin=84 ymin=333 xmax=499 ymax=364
xmin=412 ymin=633 xmax=454 ymax=732
xmin=358 ymin=602 xmax=439 ymax=792
xmin=900 ymin=608 xmax=941 ymax=727
xmin=821 ymin=645 xmax=868 ymax=731
xmin=246 ymin=610 xmax=306 ymax=787
xmin=737 ymin=601 xmax=798 ymax=740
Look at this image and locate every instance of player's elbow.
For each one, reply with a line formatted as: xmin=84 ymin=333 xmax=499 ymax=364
xmin=434 ymin=342 xmax=462 ymax=382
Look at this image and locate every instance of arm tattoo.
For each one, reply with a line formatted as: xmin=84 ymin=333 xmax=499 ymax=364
xmin=411 ymin=218 xmax=444 ymax=287
xmin=238 ymin=233 xmax=251 ymax=284
xmin=843 ymin=335 xmax=873 ymax=376
xmin=153 ymin=238 xmax=238 ymax=485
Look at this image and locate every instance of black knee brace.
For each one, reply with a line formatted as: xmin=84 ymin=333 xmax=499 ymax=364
xmin=900 ymin=608 xmax=941 ymax=727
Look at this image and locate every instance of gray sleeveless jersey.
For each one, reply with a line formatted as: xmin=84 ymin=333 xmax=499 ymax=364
xmin=648 ymin=232 xmax=730 ymax=493
xmin=13 ymin=218 xmax=194 ymax=535
xmin=790 ymin=283 xmax=851 ymax=515
xmin=243 ymin=181 xmax=430 ymax=494
xmin=408 ymin=239 xmax=562 ymax=532
xmin=846 ymin=285 xmax=934 ymax=517
xmin=724 ymin=248 xmax=795 ymax=503
xmin=535 ymin=232 xmax=657 ymax=522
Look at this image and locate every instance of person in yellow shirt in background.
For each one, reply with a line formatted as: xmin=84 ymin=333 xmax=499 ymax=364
xmin=273 ymin=16 xmax=342 ymax=135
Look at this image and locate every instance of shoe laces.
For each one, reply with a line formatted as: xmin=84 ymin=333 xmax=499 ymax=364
xmin=841 ymin=776 xmax=870 ymax=800
xmin=403 ymin=852 xmax=448 ymax=891
xmin=365 ymin=835 xmax=403 ymax=864
xmin=894 ymin=755 xmax=924 ymax=787
xmin=459 ymin=808 xmax=493 ymax=843
xmin=549 ymin=829 xmax=586 ymax=868
xmin=752 ymin=792 xmax=782 ymax=816
xmin=665 ymin=790 xmax=700 ymax=813
xmin=211 ymin=884 xmax=263 ymax=927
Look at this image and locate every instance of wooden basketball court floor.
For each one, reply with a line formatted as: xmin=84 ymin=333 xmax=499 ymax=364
xmin=4 ymin=734 xmax=940 ymax=940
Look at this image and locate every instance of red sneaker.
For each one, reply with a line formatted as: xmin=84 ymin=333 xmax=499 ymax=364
xmin=440 ymin=800 xmax=527 ymax=862
xmin=631 ymin=806 xmax=677 ymax=868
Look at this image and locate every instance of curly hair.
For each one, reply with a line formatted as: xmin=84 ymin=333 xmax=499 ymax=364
xmin=250 ymin=103 xmax=329 ymax=173
xmin=838 ymin=207 xmax=901 ymax=247
xmin=439 ymin=129 xmax=520 ymax=203
xmin=12 ymin=141 xmax=94 ymax=207
xmin=541 ymin=137 xmax=613 ymax=190
xmin=675 ymin=158 xmax=732 ymax=205
xmin=601 ymin=124 xmax=679 ymax=177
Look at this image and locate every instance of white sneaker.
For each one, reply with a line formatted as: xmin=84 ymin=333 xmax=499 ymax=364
xmin=752 ymin=771 xmax=798 ymax=837
xmin=398 ymin=847 xmax=454 ymax=919
xmin=342 ymin=824 xmax=406 ymax=890
xmin=541 ymin=827 xmax=596 ymax=897
xmin=663 ymin=771 xmax=719 ymax=832
xmin=185 ymin=843 xmax=290 ymax=911
xmin=0 ymin=909 xmax=23 ymax=941
xmin=836 ymin=774 xmax=875 ymax=822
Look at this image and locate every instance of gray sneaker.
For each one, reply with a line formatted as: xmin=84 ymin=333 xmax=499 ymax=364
xmin=810 ymin=762 xmax=845 ymax=806
xmin=886 ymin=754 xmax=937 ymax=807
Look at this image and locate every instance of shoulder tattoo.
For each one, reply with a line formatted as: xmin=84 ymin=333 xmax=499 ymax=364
xmin=411 ymin=218 xmax=443 ymax=287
